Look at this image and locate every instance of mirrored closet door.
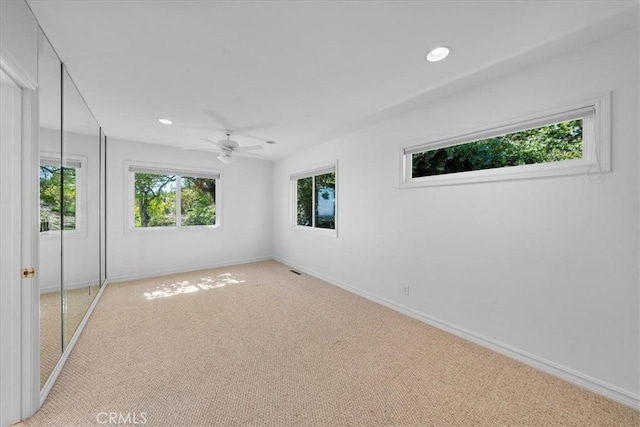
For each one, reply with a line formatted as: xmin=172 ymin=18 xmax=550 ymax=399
xmin=38 ymin=29 xmax=106 ymax=389
xmin=38 ymin=32 xmax=63 ymax=388
xmin=60 ymin=66 xmax=101 ymax=350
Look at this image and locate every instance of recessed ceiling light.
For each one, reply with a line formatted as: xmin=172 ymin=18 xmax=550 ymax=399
xmin=426 ymin=46 xmax=450 ymax=62
xmin=158 ymin=118 xmax=173 ymax=125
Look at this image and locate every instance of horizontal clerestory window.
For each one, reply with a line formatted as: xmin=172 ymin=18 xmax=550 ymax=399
xmin=401 ymin=95 xmax=610 ymax=187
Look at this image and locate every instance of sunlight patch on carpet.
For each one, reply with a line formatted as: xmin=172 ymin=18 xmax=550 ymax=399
xmin=143 ymin=273 xmax=245 ymax=300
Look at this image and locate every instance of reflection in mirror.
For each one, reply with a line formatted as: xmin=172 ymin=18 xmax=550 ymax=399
xmin=38 ymin=32 xmax=62 ymax=389
xmin=61 ymin=67 xmax=101 ymax=350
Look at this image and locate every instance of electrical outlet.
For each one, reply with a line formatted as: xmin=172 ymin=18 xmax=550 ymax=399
xmin=402 ymin=285 xmax=410 ymax=296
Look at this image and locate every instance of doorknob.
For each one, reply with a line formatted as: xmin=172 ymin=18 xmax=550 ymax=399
xmin=22 ymin=267 xmax=35 ymax=279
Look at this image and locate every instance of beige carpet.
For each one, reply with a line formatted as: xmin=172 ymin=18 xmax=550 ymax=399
xmin=22 ymin=261 xmax=638 ymax=426
xmin=40 ymin=285 xmax=100 ymax=388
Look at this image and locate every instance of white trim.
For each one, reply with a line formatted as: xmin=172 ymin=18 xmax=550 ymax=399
xmin=403 ymin=106 xmax=595 ymax=156
xmin=39 ymin=156 xmax=82 ymax=169
xmin=106 ymin=256 xmax=273 ymax=284
xmin=40 ymin=280 xmax=108 ymax=405
xmin=290 ymin=164 xmax=336 ymax=180
xmin=400 ymin=93 xmax=611 ymax=188
xmin=0 ymin=52 xmax=37 ymax=91
xmin=0 ymin=48 xmax=41 ymax=422
xmin=292 ymin=225 xmax=338 ymax=237
xmin=274 ymin=257 xmax=640 ymax=411
xmin=21 ymin=76 xmax=40 ymax=421
xmin=39 ymin=279 xmax=98 ymax=294
xmin=0 ymin=66 xmax=24 ymax=427
xmin=128 ymin=164 xmax=220 ymax=180
xmin=124 ymin=160 xmax=223 ymax=233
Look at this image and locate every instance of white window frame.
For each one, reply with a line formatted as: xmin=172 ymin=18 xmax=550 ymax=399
xmin=125 ymin=161 xmax=223 ymax=233
xmin=400 ymin=93 xmax=611 ymax=188
xmin=290 ymin=162 xmax=338 ymax=237
xmin=39 ymin=152 xmax=87 ymax=238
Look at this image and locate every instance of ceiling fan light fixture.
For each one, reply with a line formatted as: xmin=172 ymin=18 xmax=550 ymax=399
xmin=217 ymin=153 xmax=238 ymax=164
xmin=426 ymin=46 xmax=450 ymax=62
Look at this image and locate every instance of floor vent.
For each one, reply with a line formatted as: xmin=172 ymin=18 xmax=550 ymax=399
xmin=289 ymin=270 xmax=302 ymax=275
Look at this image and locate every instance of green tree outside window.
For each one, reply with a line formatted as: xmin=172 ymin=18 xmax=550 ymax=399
xmin=133 ymin=172 xmax=217 ymax=228
xmin=296 ymin=171 xmax=335 ymax=230
xmin=412 ymin=119 xmax=583 ymax=178
xmin=40 ymin=165 xmax=76 ymax=231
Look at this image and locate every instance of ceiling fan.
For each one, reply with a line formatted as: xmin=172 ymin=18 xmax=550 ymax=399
xmin=185 ymin=130 xmax=263 ymax=164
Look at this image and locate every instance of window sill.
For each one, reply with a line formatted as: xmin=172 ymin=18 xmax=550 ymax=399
xmin=39 ymin=229 xmax=86 ymax=239
xmin=400 ymin=158 xmax=599 ymax=189
xmin=126 ymin=224 xmax=222 ymax=235
xmin=292 ymin=225 xmax=337 ymax=238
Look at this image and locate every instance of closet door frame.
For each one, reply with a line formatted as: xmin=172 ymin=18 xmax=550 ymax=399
xmin=0 ymin=51 xmax=41 ymax=422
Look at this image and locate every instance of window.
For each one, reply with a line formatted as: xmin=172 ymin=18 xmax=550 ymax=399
xmin=412 ymin=118 xmax=583 ymax=178
xmin=129 ymin=165 xmax=220 ymax=229
xmin=401 ymin=94 xmax=610 ymax=187
xmin=291 ymin=164 xmax=337 ymax=234
xmin=181 ymin=176 xmax=217 ymax=226
xmin=40 ymin=157 xmax=81 ymax=232
xmin=133 ymin=172 xmax=177 ymax=227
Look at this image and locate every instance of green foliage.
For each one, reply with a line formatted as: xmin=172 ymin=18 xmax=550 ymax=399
xmin=297 ymin=177 xmax=313 ymax=226
xmin=412 ymin=120 xmax=583 ymax=178
xmin=134 ymin=173 xmax=176 ymax=227
xmin=181 ymin=177 xmax=216 ymax=226
xmin=133 ymin=173 xmax=216 ymax=227
xmin=40 ymin=165 xmax=76 ymax=231
xmin=296 ymin=172 xmax=336 ymax=229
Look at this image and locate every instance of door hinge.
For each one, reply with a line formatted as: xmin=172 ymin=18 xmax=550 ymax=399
xmin=22 ymin=267 xmax=35 ymax=279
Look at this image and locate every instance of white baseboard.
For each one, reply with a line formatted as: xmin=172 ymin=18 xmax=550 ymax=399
xmin=107 ymin=256 xmax=273 ymax=284
xmin=39 ymin=280 xmax=98 ymax=294
xmin=274 ymin=257 xmax=640 ymax=411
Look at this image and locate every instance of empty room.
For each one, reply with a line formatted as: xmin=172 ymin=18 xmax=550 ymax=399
xmin=0 ymin=0 xmax=639 ymax=426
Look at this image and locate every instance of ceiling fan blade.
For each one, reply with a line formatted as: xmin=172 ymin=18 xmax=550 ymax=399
xmin=180 ymin=125 xmax=219 ymax=132
xmin=181 ymin=147 xmax=222 ymax=153
xmin=203 ymin=109 xmax=233 ymax=128
xmin=237 ymin=132 xmax=270 ymax=143
xmin=233 ymin=123 xmax=274 ymax=133
xmin=200 ymin=138 xmax=226 ymax=149
xmin=233 ymin=145 xmax=264 ymax=152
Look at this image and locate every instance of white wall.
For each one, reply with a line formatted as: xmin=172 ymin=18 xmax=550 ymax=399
xmin=107 ymin=138 xmax=273 ymax=281
xmin=273 ymin=23 xmax=639 ymax=404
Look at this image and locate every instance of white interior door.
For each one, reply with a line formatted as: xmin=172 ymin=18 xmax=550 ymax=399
xmin=0 ymin=68 xmax=23 ymax=427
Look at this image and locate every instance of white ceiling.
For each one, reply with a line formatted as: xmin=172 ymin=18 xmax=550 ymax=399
xmin=27 ymin=0 xmax=636 ymax=160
